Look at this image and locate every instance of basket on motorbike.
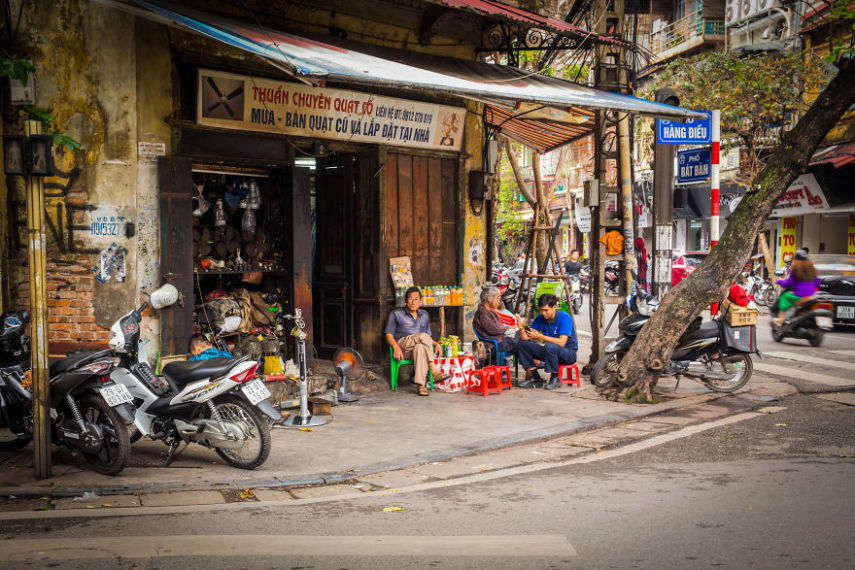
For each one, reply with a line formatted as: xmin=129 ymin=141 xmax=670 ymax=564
xmin=721 ymin=298 xmax=760 ymax=327
xmin=720 ymin=322 xmax=757 ymax=353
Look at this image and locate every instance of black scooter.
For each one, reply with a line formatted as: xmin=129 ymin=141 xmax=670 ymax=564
xmin=0 ymin=311 xmax=134 ymax=475
xmin=591 ymin=286 xmax=755 ymax=393
xmin=771 ymin=293 xmax=834 ymax=347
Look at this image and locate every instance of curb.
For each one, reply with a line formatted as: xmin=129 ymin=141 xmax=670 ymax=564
xmin=0 ymin=390 xmax=756 ymax=499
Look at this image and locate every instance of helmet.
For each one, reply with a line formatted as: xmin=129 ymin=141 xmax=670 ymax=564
xmin=150 ymin=283 xmax=179 ymax=309
xmin=794 ymin=249 xmax=809 ymax=261
xmin=783 ymin=254 xmax=793 ymax=263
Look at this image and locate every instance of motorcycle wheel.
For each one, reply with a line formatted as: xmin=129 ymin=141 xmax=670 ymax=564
xmin=591 ymin=350 xmax=626 ymax=388
xmin=753 ymin=288 xmax=767 ymax=307
xmin=703 ymin=354 xmax=753 ymax=393
xmin=771 ymin=327 xmax=784 ymax=342
xmin=78 ymin=393 xmax=131 ymax=476
xmin=573 ymin=296 xmax=582 ymax=314
xmin=208 ymin=394 xmax=271 ymax=470
xmin=808 ymin=329 xmax=824 ymax=347
xmin=0 ymin=430 xmax=32 ymax=451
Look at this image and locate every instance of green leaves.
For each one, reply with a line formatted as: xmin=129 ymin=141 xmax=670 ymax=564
xmin=0 ymin=52 xmax=35 ymax=85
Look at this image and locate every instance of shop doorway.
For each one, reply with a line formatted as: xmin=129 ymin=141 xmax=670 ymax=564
xmin=313 ymin=152 xmax=356 ymax=358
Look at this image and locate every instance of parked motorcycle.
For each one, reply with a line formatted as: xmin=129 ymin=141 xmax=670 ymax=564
xmin=591 ymin=285 xmax=755 ymax=393
xmin=109 ymin=286 xmax=277 ymax=469
xmin=771 ymin=293 xmax=834 ymax=347
xmin=604 ymin=260 xmax=620 ymax=296
xmin=0 ymin=311 xmax=134 ymax=475
xmin=743 ymin=269 xmax=775 ymax=307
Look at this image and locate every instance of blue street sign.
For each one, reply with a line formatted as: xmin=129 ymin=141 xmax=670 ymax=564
xmin=677 ymin=148 xmax=711 ymax=184
xmin=657 ymin=111 xmax=712 ymax=144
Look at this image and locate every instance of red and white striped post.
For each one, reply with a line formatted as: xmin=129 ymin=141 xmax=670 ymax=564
xmin=710 ymin=110 xmax=722 ymax=316
xmin=710 ymin=109 xmax=721 ymax=247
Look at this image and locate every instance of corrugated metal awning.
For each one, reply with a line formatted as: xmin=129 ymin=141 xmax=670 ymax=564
xmin=101 ymin=0 xmax=705 ymax=152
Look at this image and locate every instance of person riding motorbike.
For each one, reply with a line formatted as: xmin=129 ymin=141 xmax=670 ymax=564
xmin=564 ymin=249 xmax=582 ymax=277
xmin=771 ymin=249 xmax=821 ymax=327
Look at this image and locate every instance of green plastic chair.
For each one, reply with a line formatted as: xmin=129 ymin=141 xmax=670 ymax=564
xmin=389 ymin=344 xmax=433 ymax=390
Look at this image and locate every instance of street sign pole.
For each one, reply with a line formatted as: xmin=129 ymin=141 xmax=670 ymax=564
xmin=710 ymin=110 xmax=721 ymax=247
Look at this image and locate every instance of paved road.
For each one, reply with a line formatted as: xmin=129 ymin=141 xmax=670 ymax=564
xmin=3 ymin=393 xmax=853 ymax=569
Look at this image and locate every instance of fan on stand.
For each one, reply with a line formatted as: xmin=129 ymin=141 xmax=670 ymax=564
xmin=333 ymin=348 xmax=364 ymax=403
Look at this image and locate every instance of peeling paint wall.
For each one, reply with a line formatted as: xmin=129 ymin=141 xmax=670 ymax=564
xmin=8 ymin=0 xmax=155 ymax=350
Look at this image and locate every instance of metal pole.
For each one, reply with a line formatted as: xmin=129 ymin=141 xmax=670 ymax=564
xmin=25 ymin=120 xmax=51 ymax=478
xmin=618 ymin=112 xmax=637 ymax=287
xmin=652 ymin=89 xmax=679 ymax=298
xmin=710 ymin=109 xmax=721 ymax=246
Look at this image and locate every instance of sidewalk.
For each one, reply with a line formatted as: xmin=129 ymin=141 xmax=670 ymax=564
xmin=0 ymin=370 xmax=793 ymax=499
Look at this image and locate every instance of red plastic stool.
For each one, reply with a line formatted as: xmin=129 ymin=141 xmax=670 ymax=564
xmin=469 ymin=366 xmax=511 ymax=396
xmin=558 ymin=364 xmax=581 ymax=387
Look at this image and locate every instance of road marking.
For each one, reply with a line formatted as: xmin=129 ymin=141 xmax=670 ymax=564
xmin=828 ymin=350 xmax=855 ymax=357
xmin=764 ymin=351 xmax=855 ymax=372
xmin=753 ymin=362 xmax=855 ymax=387
xmin=3 ymin=534 xmax=576 ymax=560
xmin=0 ymin=411 xmax=761 ymax=521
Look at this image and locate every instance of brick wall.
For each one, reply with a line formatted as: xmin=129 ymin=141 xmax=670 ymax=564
xmin=14 ymin=256 xmax=111 ymax=349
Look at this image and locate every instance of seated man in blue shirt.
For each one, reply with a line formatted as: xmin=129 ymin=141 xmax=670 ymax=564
xmin=517 ymin=293 xmax=578 ymax=390
xmin=385 ymin=286 xmax=451 ymax=396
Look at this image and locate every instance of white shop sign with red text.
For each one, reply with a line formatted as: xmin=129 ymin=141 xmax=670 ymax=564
xmin=196 ymin=68 xmax=465 ymax=152
xmin=770 ymin=174 xmax=829 ymax=217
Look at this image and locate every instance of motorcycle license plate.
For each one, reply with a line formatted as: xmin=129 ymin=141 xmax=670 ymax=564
xmin=99 ymin=384 xmax=133 ymax=407
xmin=816 ymin=316 xmax=834 ymax=329
xmin=242 ymin=378 xmax=271 ymax=406
xmin=837 ymin=305 xmax=855 ymax=319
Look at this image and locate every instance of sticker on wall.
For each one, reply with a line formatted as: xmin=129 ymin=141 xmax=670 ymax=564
xmin=93 ymin=243 xmax=127 ymax=284
xmin=468 ymin=237 xmax=483 ymax=267
xmin=88 ymin=207 xmax=128 ymax=240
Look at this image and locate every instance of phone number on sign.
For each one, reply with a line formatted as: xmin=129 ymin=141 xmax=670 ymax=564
xmin=91 ymin=222 xmax=121 ymax=236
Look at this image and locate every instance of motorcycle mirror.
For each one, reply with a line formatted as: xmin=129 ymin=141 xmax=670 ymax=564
xmin=150 ymin=283 xmax=179 ymax=309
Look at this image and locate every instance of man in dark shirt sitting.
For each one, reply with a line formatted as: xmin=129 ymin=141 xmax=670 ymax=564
xmin=385 ymin=287 xmax=450 ymax=396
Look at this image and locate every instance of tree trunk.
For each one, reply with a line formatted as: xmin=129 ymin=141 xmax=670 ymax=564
xmin=610 ymin=60 xmax=855 ymax=403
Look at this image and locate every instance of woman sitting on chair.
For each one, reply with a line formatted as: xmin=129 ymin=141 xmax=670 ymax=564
xmin=473 ymin=286 xmax=521 ymax=360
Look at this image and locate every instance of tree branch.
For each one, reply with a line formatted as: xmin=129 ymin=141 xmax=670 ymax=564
xmin=501 ymin=136 xmax=537 ymax=206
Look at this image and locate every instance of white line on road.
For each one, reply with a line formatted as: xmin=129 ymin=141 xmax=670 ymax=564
xmin=2 ymin=534 xmax=576 ymax=561
xmin=828 ymin=350 xmax=855 ymax=357
xmin=763 ymin=351 xmax=855 ymax=372
xmin=753 ymin=362 xmax=855 ymax=387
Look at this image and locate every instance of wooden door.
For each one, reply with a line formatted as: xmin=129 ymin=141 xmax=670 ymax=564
xmin=313 ymin=153 xmax=354 ymax=357
xmin=158 ymin=157 xmax=195 ymax=356
xmin=384 ymin=153 xmax=459 ymax=286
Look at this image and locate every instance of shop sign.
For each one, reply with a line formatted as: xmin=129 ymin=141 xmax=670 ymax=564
xmin=196 ymin=69 xmax=465 ymax=152
xmin=780 ymin=217 xmax=798 ymax=266
xmin=849 ymin=214 xmax=855 ymax=255
xmin=771 ymin=174 xmax=829 ymax=217
xmin=575 ymin=206 xmax=592 ymax=232
xmin=676 ymin=148 xmax=711 ymax=184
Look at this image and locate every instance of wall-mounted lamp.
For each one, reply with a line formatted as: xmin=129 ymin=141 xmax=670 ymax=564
xmin=2 ymin=133 xmax=54 ymax=176
xmin=468 ymin=170 xmax=491 ymax=215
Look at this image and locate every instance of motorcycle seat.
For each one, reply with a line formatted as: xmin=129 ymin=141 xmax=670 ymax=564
xmin=685 ymin=321 xmax=720 ymax=341
xmin=49 ymin=349 xmax=111 ymax=378
xmin=162 ymin=356 xmax=248 ymax=388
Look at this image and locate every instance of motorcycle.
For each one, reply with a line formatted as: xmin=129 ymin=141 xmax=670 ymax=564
xmin=0 ymin=311 xmax=134 ymax=475
xmin=604 ymin=260 xmax=620 ymax=296
xmin=591 ymin=285 xmax=755 ymax=393
xmin=569 ymin=274 xmax=583 ymax=314
xmin=108 ymin=285 xmax=278 ymax=469
xmin=771 ymin=293 xmax=834 ymax=347
xmin=743 ymin=269 xmax=775 ymax=307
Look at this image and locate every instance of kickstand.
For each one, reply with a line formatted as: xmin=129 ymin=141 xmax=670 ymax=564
xmin=673 ymin=376 xmax=681 ymax=392
xmin=163 ymin=440 xmax=182 ymax=466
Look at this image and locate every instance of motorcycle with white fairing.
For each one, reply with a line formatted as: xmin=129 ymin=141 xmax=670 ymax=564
xmin=109 ymin=285 xmax=278 ymax=469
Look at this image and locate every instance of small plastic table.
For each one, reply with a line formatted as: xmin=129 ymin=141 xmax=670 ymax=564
xmin=432 ymin=355 xmax=476 ymax=392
